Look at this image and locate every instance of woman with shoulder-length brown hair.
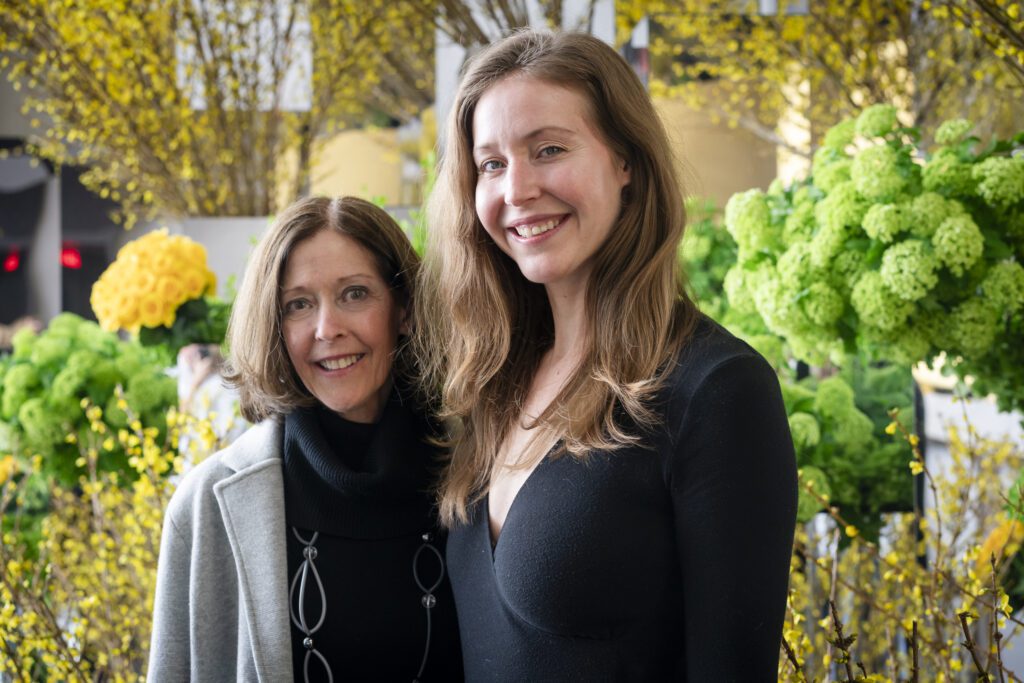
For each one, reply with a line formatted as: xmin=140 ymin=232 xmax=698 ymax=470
xmin=415 ymin=29 xmax=796 ymax=680
xmin=148 ymin=196 xmax=462 ymax=682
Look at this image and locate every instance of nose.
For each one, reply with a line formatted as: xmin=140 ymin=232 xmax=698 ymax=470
xmin=314 ymin=303 xmax=346 ymax=341
xmin=503 ymin=160 xmax=540 ymax=207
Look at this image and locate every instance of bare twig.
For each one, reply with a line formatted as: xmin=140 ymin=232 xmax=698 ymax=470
xmin=781 ymin=635 xmax=811 ymax=683
xmin=829 ymin=599 xmax=856 ymax=682
xmin=960 ymin=611 xmax=993 ymax=681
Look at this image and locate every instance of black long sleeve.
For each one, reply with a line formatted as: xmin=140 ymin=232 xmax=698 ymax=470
xmin=447 ymin=316 xmax=797 ymax=681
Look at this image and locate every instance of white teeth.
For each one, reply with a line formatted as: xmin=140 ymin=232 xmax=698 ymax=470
xmin=514 ymin=218 xmax=560 ymax=237
xmin=319 ymin=355 xmax=361 ymax=370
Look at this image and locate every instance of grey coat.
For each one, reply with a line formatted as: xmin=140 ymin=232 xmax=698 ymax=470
xmin=147 ymin=419 xmax=294 ymax=682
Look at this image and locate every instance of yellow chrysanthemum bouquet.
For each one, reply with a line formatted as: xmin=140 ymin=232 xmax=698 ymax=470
xmin=91 ymin=229 xmax=230 ymax=357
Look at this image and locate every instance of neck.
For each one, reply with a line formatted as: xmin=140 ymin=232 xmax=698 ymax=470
xmin=544 ymin=278 xmax=588 ymax=367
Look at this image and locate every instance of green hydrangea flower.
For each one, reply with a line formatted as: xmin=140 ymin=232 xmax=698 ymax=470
xmin=981 ymin=261 xmax=1024 ymax=314
xmin=10 ymin=326 xmax=36 ymax=360
xmin=834 ymin=408 xmax=876 ymax=452
xmin=782 ymin=201 xmax=817 ymax=246
xmin=814 ymin=376 xmax=857 ymax=419
xmin=18 ymin=397 xmax=64 ymax=451
xmin=125 ymin=372 xmax=177 ymax=416
xmin=908 ymin=192 xmax=961 ymax=239
xmin=88 ymin=360 xmax=121 ymax=401
xmin=777 ymin=242 xmax=816 ymax=289
xmin=855 ymin=104 xmax=898 ymax=138
xmin=29 ymin=335 xmax=72 ymax=370
xmin=934 ymin=118 xmax=973 ymax=145
xmin=879 ymin=240 xmax=939 ymax=302
xmin=802 ymin=282 xmax=844 ymax=326
xmin=933 ymin=214 xmax=984 ymax=277
xmin=2 ymin=364 xmax=40 ymax=420
xmin=824 ymin=118 xmax=858 ymax=149
xmin=862 ymin=203 xmax=910 ymax=243
xmin=922 ymin=148 xmax=976 ymax=196
xmin=816 ymin=181 xmax=868 ymax=232
xmin=45 ymin=312 xmax=83 ymax=339
xmin=830 ymin=249 xmax=868 ymax=296
xmin=948 ymin=298 xmax=1000 ymax=356
xmin=792 ymin=185 xmax=816 ymax=207
xmin=814 ymin=158 xmax=853 ymax=194
xmin=809 ymin=223 xmax=849 ymax=270
xmin=789 ymin=413 xmax=821 ymax=450
xmin=851 ymin=271 xmax=914 ymax=331
xmin=852 ymin=145 xmax=909 ymax=201
xmin=781 ymin=380 xmax=816 ymax=409
xmin=50 ymin=365 xmax=90 ymax=402
xmin=724 ymin=189 xmax=773 ymax=257
xmin=972 ymin=156 xmax=1024 ymax=209
xmin=723 ymin=266 xmax=757 ymax=315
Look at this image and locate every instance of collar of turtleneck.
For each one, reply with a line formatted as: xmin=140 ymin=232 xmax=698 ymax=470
xmin=281 ymin=393 xmax=438 ymax=539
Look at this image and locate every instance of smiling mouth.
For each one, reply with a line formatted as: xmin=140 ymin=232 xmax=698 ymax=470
xmin=317 ymin=354 xmax=363 ymax=370
xmin=509 ymin=215 xmax=567 ymax=238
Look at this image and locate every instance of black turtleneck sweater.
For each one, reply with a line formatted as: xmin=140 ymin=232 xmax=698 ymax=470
xmin=282 ymin=395 xmax=462 ymax=683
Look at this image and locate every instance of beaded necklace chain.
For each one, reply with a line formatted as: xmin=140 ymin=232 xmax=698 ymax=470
xmin=288 ymin=528 xmax=446 ymax=683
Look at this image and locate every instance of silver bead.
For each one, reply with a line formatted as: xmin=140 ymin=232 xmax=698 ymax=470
xmin=303 ymin=546 xmax=318 ymax=561
xmin=421 ymin=594 xmax=436 ymax=609
xmin=303 ymin=636 xmax=314 ymax=649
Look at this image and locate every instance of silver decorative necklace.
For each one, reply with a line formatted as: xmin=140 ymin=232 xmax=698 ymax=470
xmin=288 ymin=528 xmax=446 ymax=683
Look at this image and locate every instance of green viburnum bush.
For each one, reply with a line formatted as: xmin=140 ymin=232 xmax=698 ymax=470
xmin=786 ymin=360 xmax=915 ymax=543
xmin=680 ymin=204 xmax=914 ymax=536
xmin=0 ymin=313 xmax=177 ymax=488
xmin=724 ymin=105 xmax=1024 ymax=414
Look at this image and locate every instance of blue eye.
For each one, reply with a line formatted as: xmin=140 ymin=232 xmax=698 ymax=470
xmin=538 ymin=145 xmax=565 ymax=158
xmin=479 ymin=159 xmax=505 ymax=173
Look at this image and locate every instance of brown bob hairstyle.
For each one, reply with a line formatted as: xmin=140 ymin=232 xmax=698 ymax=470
xmin=223 ymin=196 xmax=420 ymax=423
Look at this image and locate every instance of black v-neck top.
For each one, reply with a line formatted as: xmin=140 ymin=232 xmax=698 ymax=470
xmin=446 ymin=317 xmax=797 ymax=682
xmin=282 ymin=395 xmax=463 ymax=682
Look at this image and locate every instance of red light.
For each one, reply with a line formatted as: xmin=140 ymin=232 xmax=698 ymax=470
xmin=3 ymin=250 xmax=18 ymax=273
xmin=61 ymin=245 xmax=82 ymax=269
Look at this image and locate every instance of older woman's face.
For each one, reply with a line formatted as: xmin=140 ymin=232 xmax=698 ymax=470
xmin=471 ymin=75 xmax=630 ymax=294
xmin=280 ymin=230 xmax=407 ymax=423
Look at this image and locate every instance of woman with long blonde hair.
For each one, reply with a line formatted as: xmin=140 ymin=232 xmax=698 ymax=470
xmin=417 ymin=30 xmax=797 ymax=679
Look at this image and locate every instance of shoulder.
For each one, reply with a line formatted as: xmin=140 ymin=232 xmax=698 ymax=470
xmin=664 ymin=315 xmax=775 ymax=401
xmin=164 ymin=419 xmax=283 ymax=527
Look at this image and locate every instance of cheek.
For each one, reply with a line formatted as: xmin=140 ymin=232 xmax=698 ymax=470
xmin=475 ymin=183 xmax=501 ymax=231
xmin=281 ymin=322 xmax=303 ymax=362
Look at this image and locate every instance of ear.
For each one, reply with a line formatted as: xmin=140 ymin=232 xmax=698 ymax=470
xmin=396 ymin=303 xmax=412 ymax=337
xmin=618 ymin=156 xmax=631 ymax=187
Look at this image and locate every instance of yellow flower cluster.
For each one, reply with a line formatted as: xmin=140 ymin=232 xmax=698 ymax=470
xmin=91 ymin=229 xmax=216 ymax=333
xmin=0 ymin=395 xmax=233 ymax=679
xmin=780 ymin=421 xmax=1024 ymax=681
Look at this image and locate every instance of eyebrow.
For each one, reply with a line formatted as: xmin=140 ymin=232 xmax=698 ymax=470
xmin=473 ymin=126 xmax=578 ymax=156
xmin=280 ymin=273 xmax=377 ymax=296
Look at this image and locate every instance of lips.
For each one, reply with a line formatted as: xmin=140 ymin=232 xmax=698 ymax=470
xmin=507 ymin=214 xmax=568 ymax=239
xmin=315 ymin=354 xmax=363 ymax=370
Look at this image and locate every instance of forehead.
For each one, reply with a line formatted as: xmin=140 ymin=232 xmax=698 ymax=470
xmin=471 ymin=75 xmax=597 ymax=148
xmin=282 ymin=230 xmax=382 ymax=286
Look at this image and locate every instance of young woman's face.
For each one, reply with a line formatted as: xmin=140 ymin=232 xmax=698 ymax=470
xmin=472 ymin=75 xmax=630 ymax=293
xmin=280 ymin=230 xmax=407 ymax=423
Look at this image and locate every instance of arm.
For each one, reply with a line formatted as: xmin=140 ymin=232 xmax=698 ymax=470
xmin=668 ymin=353 xmax=797 ymax=681
xmin=146 ymin=505 xmax=193 ymax=683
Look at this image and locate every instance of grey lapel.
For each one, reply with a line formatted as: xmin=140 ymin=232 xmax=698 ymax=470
xmin=214 ymin=420 xmax=293 ymax=681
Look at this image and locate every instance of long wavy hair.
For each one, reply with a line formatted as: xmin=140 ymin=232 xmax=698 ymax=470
xmin=415 ymin=29 xmax=699 ymax=526
xmin=224 ymin=196 xmax=420 ymax=423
